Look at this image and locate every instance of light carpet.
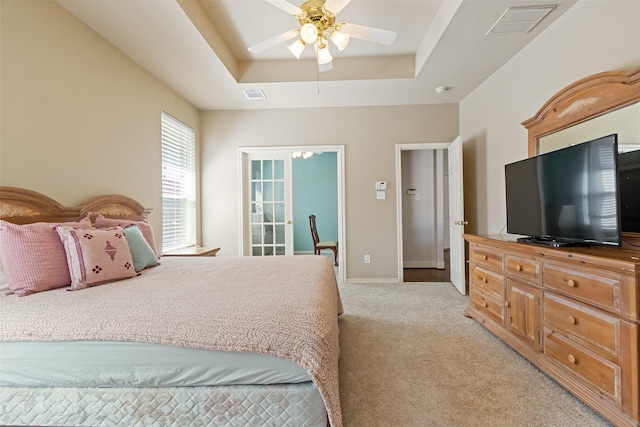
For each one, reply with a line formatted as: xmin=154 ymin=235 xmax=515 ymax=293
xmin=337 ymin=281 xmax=612 ymax=427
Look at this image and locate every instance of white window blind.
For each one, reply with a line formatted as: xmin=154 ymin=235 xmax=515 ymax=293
xmin=161 ymin=112 xmax=196 ymax=252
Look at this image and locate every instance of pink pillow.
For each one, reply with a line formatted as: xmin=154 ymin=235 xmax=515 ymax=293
xmin=56 ymin=225 xmax=136 ymax=291
xmin=94 ymin=214 xmax=159 ymax=259
xmin=0 ymin=217 xmax=92 ymax=296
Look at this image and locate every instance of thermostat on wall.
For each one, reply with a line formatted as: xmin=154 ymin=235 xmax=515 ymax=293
xmin=375 ymin=181 xmax=387 ymax=190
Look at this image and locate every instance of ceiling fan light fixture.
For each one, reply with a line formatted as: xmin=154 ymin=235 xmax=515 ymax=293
xmin=288 ymin=39 xmax=306 ymax=59
xmin=317 ymin=44 xmax=333 ymax=65
xmin=300 ymin=23 xmax=319 ymax=44
xmin=330 ymin=30 xmax=349 ymax=51
xmin=250 ymin=0 xmax=399 ymax=72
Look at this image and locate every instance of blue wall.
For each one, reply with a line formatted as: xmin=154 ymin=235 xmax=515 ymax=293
xmin=293 ymin=152 xmax=338 ymax=252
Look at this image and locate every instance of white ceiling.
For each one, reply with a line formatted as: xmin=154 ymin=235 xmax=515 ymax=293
xmin=57 ymin=0 xmax=577 ymax=111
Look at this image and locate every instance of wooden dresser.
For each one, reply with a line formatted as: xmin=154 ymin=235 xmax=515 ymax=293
xmin=465 ymin=234 xmax=640 ymax=427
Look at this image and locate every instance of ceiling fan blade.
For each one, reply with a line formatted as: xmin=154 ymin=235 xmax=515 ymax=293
xmin=323 ymin=0 xmax=351 ymax=14
xmin=340 ymin=23 xmax=397 ymax=45
xmin=247 ymin=29 xmax=298 ymax=53
xmin=264 ymin=0 xmax=303 ymax=16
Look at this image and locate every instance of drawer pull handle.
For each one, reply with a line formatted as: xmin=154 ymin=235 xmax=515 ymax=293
xmin=482 ymin=302 xmax=488 ymax=308
xmin=482 ymin=277 xmax=488 ymax=283
xmin=505 ymin=301 xmax=510 ymax=308
xmin=568 ymin=354 xmax=577 ymax=364
xmin=516 ymin=265 xmax=522 ymax=271
xmin=482 ymin=255 xmax=488 ymax=261
xmin=567 ymin=279 xmax=576 ymax=288
xmin=568 ymin=316 xmax=577 ymax=325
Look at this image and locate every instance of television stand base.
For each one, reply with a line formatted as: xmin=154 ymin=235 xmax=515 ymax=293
xmin=516 ymin=237 xmax=581 ymax=248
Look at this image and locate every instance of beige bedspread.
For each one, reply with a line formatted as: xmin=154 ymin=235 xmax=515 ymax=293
xmin=0 ymin=255 xmax=343 ymax=427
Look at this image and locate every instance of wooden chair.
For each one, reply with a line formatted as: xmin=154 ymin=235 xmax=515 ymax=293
xmin=309 ymin=215 xmax=338 ymax=266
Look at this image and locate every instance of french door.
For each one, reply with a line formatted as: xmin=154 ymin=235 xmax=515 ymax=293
xmin=245 ymin=152 xmax=293 ymax=256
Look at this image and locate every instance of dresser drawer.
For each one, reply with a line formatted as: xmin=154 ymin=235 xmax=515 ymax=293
xmin=471 ymin=265 xmax=504 ymax=300
xmin=470 ymin=245 xmax=504 ymax=272
xmin=471 ymin=290 xmax=504 ymax=325
xmin=543 ymin=293 xmax=621 ymax=357
xmin=506 ymin=255 xmax=541 ymax=284
xmin=543 ymin=264 xmax=620 ymax=313
xmin=543 ymin=327 xmax=621 ymax=404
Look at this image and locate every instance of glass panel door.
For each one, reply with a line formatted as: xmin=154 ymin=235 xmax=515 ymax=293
xmin=248 ymin=154 xmax=292 ymax=256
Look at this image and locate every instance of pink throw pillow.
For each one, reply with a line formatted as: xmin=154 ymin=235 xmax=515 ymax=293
xmin=0 ymin=217 xmax=92 ymax=296
xmin=94 ymin=214 xmax=159 ymax=259
xmin=56 ymin=225 xmax=136 ymax=291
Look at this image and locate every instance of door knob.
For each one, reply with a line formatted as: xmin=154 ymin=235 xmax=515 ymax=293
xmin=286 ymin=220 xmax=292 ymax=224
xmin=455 ymin=220 xmax=469 ymax=226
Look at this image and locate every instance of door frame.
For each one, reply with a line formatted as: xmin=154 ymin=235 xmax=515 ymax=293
xmin=238 ymin=145 xmax=346 ymax=282
xmin=395 ymin=142 xmax=460 ymax=287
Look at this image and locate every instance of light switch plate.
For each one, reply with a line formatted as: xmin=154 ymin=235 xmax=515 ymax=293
xmin=376 ymin=191 xmax=386 ymax=200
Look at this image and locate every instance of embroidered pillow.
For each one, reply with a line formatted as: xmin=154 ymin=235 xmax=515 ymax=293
xmin=56 ymin=225 xmax=136 ymax=291
xmin=0 ymin=217 xmax=92 ymax=296
xmin=124 ymin=224 xmax=159 ymax=272
xmin=95 ymin=214 xmax=159 ymax=259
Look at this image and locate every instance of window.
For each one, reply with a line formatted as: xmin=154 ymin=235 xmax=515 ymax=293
xmin=161 ymin=112 xmax=196 ymax=252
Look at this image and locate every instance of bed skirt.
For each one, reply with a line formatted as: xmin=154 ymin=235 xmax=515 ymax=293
xmin=0 ymin=382 xmax=328 ymax=427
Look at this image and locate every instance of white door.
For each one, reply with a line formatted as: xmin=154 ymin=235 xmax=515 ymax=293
xmin=245 ymin=153 xmax=293 ymax=256
xmin=448 ymin=136 xmax=466 ymax=295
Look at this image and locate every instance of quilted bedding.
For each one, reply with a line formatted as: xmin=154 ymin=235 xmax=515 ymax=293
xmin=0 ymin=255 xmax=343 ymax=427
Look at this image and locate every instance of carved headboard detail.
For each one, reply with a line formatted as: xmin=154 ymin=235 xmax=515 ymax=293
xmin=80 ymin=195 xmax=151 ymax=221
xmin=0 ymin=187 xmax=151 ymax=225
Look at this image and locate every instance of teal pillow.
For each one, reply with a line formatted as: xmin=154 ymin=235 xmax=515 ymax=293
xmin=124 ymin=224 xmax=159 ymax=272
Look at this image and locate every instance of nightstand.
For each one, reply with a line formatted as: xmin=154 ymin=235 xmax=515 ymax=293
xmin=163 ymin=247 xmax=220 ymax=257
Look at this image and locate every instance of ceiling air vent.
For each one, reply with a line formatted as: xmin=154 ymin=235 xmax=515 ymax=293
xmin=242 ymin=89 xmax=267 ymax=100
xmin=486 ymin=5 xmax=556 ymax=36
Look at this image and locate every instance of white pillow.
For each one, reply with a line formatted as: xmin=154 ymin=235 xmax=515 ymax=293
xmin=0 ymin=261 xmax=14 ymax=296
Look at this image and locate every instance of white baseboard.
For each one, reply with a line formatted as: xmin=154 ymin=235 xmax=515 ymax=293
xmin=346 ymin=278 xmax=401 ymax=284
xmin=294 ymin=250 xmax=315 ymax=255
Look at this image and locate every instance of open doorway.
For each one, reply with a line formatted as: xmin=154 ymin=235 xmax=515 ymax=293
xmin=395 ymin=138 xmax=466 ymax=293
xmin=238 ymin=145 xmax=346 ymax=283
xmin=400 ymin=148 xmax=449 ymax=282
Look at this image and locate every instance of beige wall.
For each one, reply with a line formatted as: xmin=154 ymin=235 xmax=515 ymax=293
xmin=0 ymin=0 xmax=199 ymax=247
xmin=460 ymin=0 xmax=640 ymax=235
xmin=200 ymin=105 xmax=459 ymax=280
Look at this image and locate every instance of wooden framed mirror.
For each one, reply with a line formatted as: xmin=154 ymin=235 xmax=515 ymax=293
xmin=522 ymin=67 xmax=640 ymax=248
xmin=522 ymin=67 xmax=640 ymax=157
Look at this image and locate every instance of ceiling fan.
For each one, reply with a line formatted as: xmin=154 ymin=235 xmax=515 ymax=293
xmin=247 ymin=0 xmax=397 ymax=72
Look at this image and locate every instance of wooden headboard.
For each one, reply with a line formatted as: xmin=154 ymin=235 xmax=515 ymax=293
xmin=0 ymin=186 xmax=151 ymax=225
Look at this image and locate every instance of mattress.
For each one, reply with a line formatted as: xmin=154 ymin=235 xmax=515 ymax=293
xmin=0 ymin=340 xmax=311 ymax=387
xmin=0 ymin=382 xmax=328 ymax=427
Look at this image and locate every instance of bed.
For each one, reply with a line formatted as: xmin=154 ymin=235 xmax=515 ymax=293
xmin=0 ymin=186 xmax=343 ymax=427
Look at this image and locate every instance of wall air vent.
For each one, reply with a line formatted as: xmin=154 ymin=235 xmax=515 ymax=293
xmin=486 ymin=5 xmax=556 ymax=36
xmin=242 ymin=89 xmax=267 ymax=100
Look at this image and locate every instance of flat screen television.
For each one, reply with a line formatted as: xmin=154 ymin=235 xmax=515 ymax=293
xmin=505 ymin=134 xmax=621 ymax=247
xmin=618 ymin=149 xmax=640 ymax=232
